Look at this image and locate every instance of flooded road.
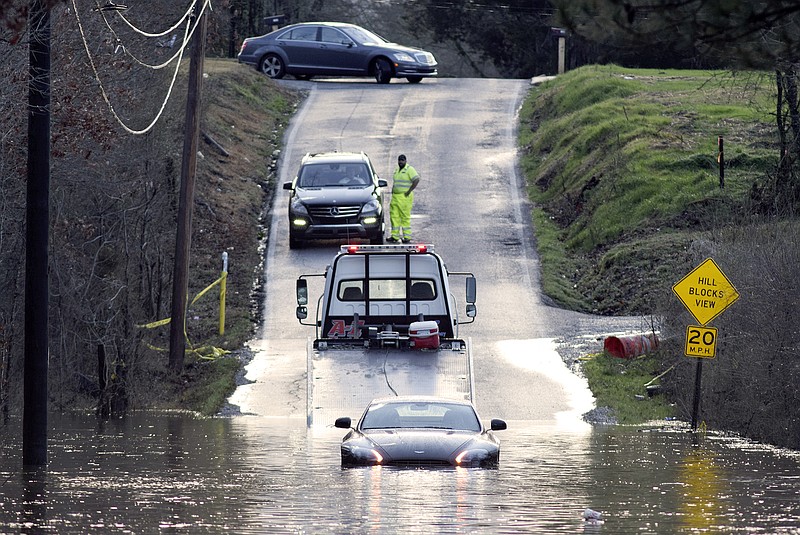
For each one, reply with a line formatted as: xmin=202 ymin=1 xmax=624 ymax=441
xmin=2 ymin=413 xmax=799 ymax=533
xmin=3 ymin=79 xmax=799 ymax=533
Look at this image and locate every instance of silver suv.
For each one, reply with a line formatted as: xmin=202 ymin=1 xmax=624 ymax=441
xmin=283 ymin=152 xmax=387 ymax=249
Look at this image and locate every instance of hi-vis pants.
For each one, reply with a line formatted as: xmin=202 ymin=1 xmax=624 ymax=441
xmin=389 ymin=191 xmax=413 ymax=239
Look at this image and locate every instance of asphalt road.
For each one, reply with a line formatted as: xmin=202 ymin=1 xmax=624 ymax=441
xmin=228 ymin=77 xmax=644 ymax=424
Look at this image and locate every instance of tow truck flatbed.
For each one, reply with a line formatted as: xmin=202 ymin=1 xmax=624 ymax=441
xmin=307 ymin=339 xmax=474 ymax=426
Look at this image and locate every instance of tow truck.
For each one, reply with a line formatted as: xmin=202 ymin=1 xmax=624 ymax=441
xmin=294 ymin=244 xmax=478 ymax=425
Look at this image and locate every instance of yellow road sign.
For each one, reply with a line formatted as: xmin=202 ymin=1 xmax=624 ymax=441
xmin=685 ymin=325 xmax=717 ymax=358
xmin=672 ymin=258 xmax=739 ymax=325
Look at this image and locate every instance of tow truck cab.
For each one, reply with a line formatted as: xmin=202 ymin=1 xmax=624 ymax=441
xmin=296 ymin=244 xmax=476 ymax=347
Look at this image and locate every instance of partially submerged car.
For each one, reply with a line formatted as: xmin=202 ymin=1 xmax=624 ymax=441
xmin=335 ymin=396 xmax=507 ymax=467
xmin=238 ymin=22 xmax=438 ymax=84
xmin=283 ymin=151 xmax=387 ymax=249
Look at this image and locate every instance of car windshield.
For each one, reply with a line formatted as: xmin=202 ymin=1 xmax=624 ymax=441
xmin=297 ymin=162 xmax=371 ymax=188
xmin=344 ymin=26 xmax=389 ymax=45
xmin=361 ymin=401 xmax=481 ymax=431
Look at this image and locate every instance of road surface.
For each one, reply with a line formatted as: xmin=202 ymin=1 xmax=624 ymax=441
xmin=228 ymin=77 xmax=644 ymax=425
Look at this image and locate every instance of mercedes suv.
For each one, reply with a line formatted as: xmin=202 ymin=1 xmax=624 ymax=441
xmin=283 ymin=151 xmax=387 ymax=249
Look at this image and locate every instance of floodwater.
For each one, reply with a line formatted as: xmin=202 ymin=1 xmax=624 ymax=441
xmin=1 ymin=413 xmax=799 ymax=533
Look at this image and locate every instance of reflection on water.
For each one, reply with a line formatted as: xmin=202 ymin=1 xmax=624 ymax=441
xmin=1 ymin=413 xmax=799 ymax=533
xmin=678 ymin=445 xmax=725 ymax=531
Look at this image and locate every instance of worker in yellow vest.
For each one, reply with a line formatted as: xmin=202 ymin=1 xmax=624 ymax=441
xmin=387 ymin=154 xmax=420 ymax=243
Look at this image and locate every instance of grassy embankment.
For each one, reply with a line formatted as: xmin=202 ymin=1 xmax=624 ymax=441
xmin=175 ymin=59 xmax=302 ymax=415
xmin=518 ymin=65 xmax=777 ymax=423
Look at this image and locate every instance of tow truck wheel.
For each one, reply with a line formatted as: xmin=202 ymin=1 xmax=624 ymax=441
xmin=370 ymin=234 xmax=384 ymax=245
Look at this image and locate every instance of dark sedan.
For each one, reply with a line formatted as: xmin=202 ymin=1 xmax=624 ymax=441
xmin=334 ymin=396 xmax=507 ymax=467
xmin=237 ymin=22 xmax=437 ymax=84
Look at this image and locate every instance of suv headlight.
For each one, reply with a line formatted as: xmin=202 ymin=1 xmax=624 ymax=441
xmin=361 ymin=199 xmax=381 ymax=215
xmin=290 ymin=198 xmax=309 ymax=216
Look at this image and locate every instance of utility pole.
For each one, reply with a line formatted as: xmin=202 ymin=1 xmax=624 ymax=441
xmin=24 ymin=0 xmax=51 ymax=467
xmin=168 ymin=3 xmax=207 ymax=371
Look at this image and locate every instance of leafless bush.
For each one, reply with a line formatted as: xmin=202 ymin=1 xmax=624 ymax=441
xmin=0 ymin=2 xmax=204 ymax=413
xmin=657 ymin=221 xmax=800 ymax=449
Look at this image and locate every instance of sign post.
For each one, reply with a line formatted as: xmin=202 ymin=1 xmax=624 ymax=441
xmin=672 ymin=258 xmax=739 ymax=430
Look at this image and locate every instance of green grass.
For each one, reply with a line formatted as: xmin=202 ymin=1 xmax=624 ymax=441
xmin=520 ymin=65 xmax=782 ymax=421
xmin=583 ymin=352 xmax=675 ymax=424
xmin=180 ymin=356 xmax=240 ymax=416
xmin=519 ymin=64 xmax=778 ymax=312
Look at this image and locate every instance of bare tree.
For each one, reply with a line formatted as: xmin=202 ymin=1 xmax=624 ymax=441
xmin=554 ymin=1 xmax=800 ymax=68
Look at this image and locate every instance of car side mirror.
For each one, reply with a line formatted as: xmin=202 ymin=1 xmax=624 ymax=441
xmin=296 ymin=306 xmax=307 ymax=320
xmin=466 ymin=276 xmax=476 ymax=304
xmin=466 ymin=276 xmax=476 ymax=317
xmin=335 ymin=417 xmax=352 ymax=429
xmin=297 ymin=279 xmax=308 ymax=305
xmin=283 ymin=181 xmax=294 ymax=190
xmin=490 ymin=419 xmax=507 ymax=431
xmin=378 ymin=179 xmax=388 ymax=188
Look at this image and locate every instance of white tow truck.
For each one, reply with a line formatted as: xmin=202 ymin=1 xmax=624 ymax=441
xmin=294 ymin=244 xmax=478 ymax=425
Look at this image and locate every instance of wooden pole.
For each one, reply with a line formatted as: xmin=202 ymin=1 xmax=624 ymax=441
xmin=23 ymin=0 xmax=51 ymax=467
xmin=169 ymin=4 xmax=207 ymax=371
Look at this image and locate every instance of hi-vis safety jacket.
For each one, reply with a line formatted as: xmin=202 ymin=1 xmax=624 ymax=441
xmin=392 ymin=164 xmax=419 ymax=194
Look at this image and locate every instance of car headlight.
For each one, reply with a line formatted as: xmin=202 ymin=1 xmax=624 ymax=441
xmin=361 ymin=199 xmax=381 ymax=214
xmin=290 ymin=198 xmax=309 ymax=216
xmin=343 ymin=445 xmax=384 ymax=464
xmin=455 ymin=448 xmax=489 ymax=465
xmin=392 ymin=52 xmax=415 ymax=63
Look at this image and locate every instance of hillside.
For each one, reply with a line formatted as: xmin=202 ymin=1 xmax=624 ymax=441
xmin=520 ymin=65 xmax=800 ymax=449
xmin=520 ymin=65 xmax=778 ymax=315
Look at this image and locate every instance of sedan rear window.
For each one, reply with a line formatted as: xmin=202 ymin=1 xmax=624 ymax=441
xmin=282 ymin=27 xmax=317 ymax=42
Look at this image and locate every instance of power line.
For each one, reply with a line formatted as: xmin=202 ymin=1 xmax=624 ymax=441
xmin=71 ymin=0 xmax=211 ymax=134
xmin=95 ymin=0 xmax=196 ymax=71
xmin=115 ymin=1 xmax=196 ymax=38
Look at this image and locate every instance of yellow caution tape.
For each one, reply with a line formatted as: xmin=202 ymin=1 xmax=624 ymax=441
xmin=139 ymin=317 xmax=172 ymax=329
xmin=138 ymin=274 xmax=225 ymax=329
xmin=190 ymin=273 xmax=224 ymax=307
xmin=137 ymin=272 xmax=229 ymax=360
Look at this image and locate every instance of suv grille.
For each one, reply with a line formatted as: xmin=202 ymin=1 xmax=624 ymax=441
xmin=309 ymin=205 xmax=361 ymax=224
